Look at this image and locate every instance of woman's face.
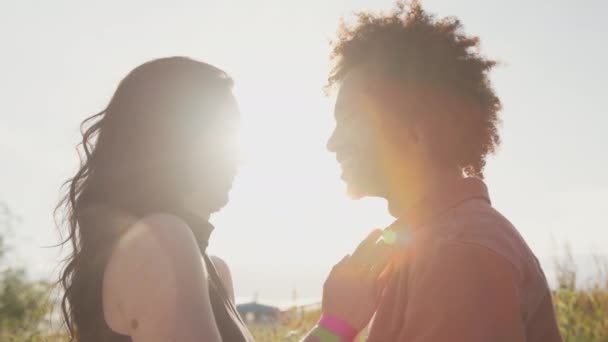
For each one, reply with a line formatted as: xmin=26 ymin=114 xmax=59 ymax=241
xmin=182 ymin=92 xmax=241 ymax=215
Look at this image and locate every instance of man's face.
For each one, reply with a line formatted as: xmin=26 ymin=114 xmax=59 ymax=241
xmin=327 ymin=69 xmax=393 ymax=199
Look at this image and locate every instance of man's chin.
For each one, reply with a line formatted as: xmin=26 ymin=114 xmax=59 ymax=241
xmin=345 ymin=177 xmax=387 ymax=199
xmin=346 ymin=183 xmax=368 ymax=199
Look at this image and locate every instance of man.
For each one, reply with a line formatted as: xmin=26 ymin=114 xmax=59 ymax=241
xmin=326 ymin=2 xmax=563 ymax=341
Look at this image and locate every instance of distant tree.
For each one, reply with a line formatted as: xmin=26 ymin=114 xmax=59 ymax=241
xmin=0 ymin=202 xmax=53 ymax=341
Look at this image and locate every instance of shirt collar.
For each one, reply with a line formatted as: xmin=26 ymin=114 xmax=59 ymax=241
xmin=390 ymin=177 xmax=491 ymax=232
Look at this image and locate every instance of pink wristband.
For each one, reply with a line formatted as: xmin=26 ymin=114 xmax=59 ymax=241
xmin=318 ymin=314 xmax=358 ymax=341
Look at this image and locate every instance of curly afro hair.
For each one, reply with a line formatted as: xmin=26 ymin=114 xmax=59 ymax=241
xmin=328 ymin=1 xmax=502 ymax=178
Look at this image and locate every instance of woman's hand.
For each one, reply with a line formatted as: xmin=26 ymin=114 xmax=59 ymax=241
xmin=321 ymin=229 xmax=393 ymax=332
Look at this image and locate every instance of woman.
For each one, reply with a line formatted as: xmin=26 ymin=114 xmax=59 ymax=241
xmin=57 ymin=57 xmax=387 ymax=342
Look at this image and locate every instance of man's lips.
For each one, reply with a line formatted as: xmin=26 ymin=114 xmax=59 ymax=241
xmin=337 ymin=158 xmax=357 ymax=180
xmin=336 ymin=153 xmax=355 ymax=165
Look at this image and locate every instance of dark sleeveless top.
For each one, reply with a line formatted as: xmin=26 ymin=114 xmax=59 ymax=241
xmin=109 ymin=213 xmax=253 ymax=342
xmin=188 ymin=214 xmax=253 ymax=342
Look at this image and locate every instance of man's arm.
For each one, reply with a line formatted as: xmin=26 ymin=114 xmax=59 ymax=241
xmin=399 ymin=241 xmax=526 ymax=342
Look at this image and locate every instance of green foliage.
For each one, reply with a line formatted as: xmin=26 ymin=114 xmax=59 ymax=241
xmin=0 ymin=268 xmax=52 ymax=341
xmin=554 ymin=287 xmax=608 ymax=341
xmin=246 ymin=307 xmax=380 ymax=342
xmin=553 ymin=251 xmax=608 ymax=342
xmin=0 ymin=203 xmax=54 ymax=341
xmin=247 ymin=307 xmax=322 ymax=341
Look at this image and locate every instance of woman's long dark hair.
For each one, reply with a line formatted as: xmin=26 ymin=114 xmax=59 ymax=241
xmin=56 ymin=57 xmax=237 ymax=341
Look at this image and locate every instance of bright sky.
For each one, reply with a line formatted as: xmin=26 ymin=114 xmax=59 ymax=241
xmin=1 ymin=0 xmax=607 ymax=306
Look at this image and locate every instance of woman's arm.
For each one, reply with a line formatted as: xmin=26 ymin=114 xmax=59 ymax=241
xmin=103 ymin=214 xmax=222 ymax=342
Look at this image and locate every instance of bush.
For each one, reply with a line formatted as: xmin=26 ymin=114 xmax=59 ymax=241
xmin=0 ymin=204 xmax=54 ymax=341
xmin=0 ymin=268 xmax=53 ymax=341
xmin=553 ymin=251 xmax=608 ymax=341
xmin=247 ymin=307 xmax=322 ymax=341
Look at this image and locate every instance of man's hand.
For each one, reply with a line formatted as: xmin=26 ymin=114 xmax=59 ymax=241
xmin=321 ymin=229 xmax=393 ymax=331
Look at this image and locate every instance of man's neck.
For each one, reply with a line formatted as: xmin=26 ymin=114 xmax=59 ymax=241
xmin=387 ymin=168 xmax=463 ymax=219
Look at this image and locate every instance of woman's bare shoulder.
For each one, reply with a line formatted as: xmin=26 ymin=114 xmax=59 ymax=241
xmin=105 ymin=213 xmax=202 ymax=280
xmin=103 ymin=213 xmax=208 ymax=336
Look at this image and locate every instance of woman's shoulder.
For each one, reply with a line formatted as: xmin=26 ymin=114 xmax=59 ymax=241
xmin=103 ymin=213 xmax=207 ymax=334
xmin=106 ymin=213 xmax=202 ymax=273
xmin=105 ymin=212 xmax=203 ymax=282
xmin=128 ymin=213 xmax=198 ymax=245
